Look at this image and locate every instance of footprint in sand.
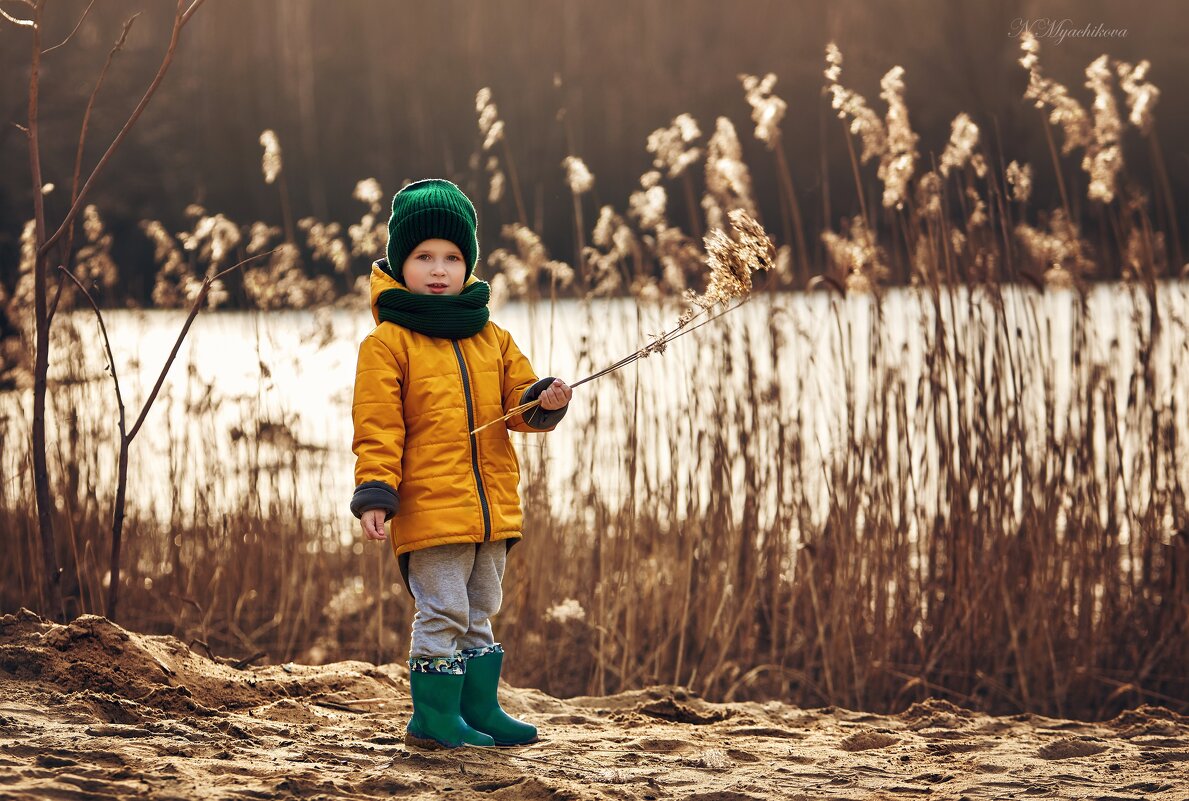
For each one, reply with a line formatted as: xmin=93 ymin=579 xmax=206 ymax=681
xmin=839 ymin=730 xmax=899 ymax=751
xmin=1036 ymin=738 xmax=1109 ymax=759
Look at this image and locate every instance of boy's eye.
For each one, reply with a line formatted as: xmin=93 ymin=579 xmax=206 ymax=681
xmin=447 ymin=255 xmax=460 ymax=261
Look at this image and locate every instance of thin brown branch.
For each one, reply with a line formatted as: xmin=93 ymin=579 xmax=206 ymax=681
xmin=39 ymin=0 xmax=202 ymax=259
xmin=45 ymin=269 xmax=67 ymax=330
xmin=126 ymin=249 xmax=275 ymax=442
xmin=40 ymin=0 xmax=95 ymax=54
xmin=55 ymin=265 xmax=125 ymax=422
xmin=60 ymin=13 xmax=139 ymax=275
xmin=0 ymin=4 xmax=35 ymax=27
xmin=181 ymin=0 xmax=205 ymax=25
xmin=27 ymin=0 xmax=64 ymax=622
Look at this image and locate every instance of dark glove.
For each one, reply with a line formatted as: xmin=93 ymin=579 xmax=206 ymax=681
xmin=520 ymin=376 xmax=569 ymax=430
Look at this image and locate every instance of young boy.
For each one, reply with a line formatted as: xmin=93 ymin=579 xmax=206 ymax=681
xmin=350 ymin=178 xmax=572 ymax=749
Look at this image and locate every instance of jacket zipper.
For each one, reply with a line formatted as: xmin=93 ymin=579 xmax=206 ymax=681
xmin=450 ymin=340 xmax=492 ymax=541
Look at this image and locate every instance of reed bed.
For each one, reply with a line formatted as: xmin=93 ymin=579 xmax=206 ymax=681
xmin=2 ymin=36 xmax=1186 ymax=720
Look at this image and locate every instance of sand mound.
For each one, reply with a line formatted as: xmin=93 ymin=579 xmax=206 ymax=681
xmin=1 ymin=610 xmax=1186 ymax=800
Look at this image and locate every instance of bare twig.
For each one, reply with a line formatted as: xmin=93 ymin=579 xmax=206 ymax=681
xmin=60 ymin=248 xmax=271 ymax=619
xmin=39 ymin=0 xmax=207 ymax=260
xmin=180 ymin=0 xmax=203 ymax=24
xmin=26 ymin=0 xmax=65 ymax=622
xmin=312 ymin=700 xmax=364 ymax=713
xmin=56 ymin=265 xmax=125 ymax=417
xmin=40 ymin=0 xmax=95 ymax=54
xmin=49 ymin=12 xmax=140 ymax=331
xmin=188 ymin=639 xmax=216 ymax=660
xmin=127 ymin=249 xmax=273 ymax=442
xmin=0 ymin=3 xmax=35 ymax=27
xmin=232 ymin=651 xmax=267 ymax=670
xmin=25 ymin=0 xmax=206 ymax=621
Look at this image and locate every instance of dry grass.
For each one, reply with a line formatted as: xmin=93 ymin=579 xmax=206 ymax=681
xmin=1 ymin=39 xmax=1186 ymax=721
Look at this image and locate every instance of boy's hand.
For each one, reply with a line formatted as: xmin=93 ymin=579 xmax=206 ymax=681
xmin=537 ymin=378 xmax=572 ymax=410
xmin=361 ymin=509 xmax=387 ymax=541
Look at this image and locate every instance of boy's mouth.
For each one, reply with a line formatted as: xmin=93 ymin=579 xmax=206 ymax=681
xmin=427 ymin=283 xmax=448 ymax=293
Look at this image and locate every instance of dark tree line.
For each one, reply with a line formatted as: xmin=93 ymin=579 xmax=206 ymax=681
xmin=3 ymin=0 xmax=1187 ymax=301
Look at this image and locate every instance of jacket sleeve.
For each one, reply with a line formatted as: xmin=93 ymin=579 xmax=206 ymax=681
xmin=498 ymin=327 xmax=568 ymax=433
xmin=350 ymin=333 xmax=403 ymax=519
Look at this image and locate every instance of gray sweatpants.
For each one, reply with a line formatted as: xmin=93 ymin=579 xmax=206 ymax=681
xmin=406 ymin=542 xmax=507 ymax=659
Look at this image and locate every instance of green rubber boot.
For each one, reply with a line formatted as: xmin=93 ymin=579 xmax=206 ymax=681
xmin=405 ymin=668 xmax=495 ymax=749
xmin=459 ymin=647 xmax=538 ymax=746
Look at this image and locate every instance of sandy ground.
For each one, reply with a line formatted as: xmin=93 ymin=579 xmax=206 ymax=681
xmin=0 ymin=611 xmax=1185 ymax=800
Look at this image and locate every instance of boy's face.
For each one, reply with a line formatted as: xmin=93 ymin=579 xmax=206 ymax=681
xmin=402 ymin=239 xmax=467 ymax=295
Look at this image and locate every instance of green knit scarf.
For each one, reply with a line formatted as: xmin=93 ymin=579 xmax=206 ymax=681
xmin=376 ymin=280 xmax=491 ymax=339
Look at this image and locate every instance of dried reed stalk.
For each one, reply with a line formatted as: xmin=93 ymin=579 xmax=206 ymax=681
xmin=472 ymin=210 xmax=774 ymax=434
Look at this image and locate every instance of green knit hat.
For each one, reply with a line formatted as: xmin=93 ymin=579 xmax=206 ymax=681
xmin=386 ymin=179 xmax=479 ymax=282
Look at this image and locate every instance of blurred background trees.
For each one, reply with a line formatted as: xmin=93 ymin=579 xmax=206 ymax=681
xmin=3 ymin=0 xmax=1186 ymax=302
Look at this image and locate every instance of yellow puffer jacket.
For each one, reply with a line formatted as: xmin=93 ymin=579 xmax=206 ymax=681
xmin=350 ymin=263 xmax=565 ymax=559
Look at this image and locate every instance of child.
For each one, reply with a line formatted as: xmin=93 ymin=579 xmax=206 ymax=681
xmin=350 ymin=178 xmax=572 ymax=749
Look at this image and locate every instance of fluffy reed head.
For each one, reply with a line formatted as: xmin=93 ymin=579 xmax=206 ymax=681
xmin=629 ymin=171 xmax=668 ymax=232
xmin=1083 ymin=55 xmax=1123 ymax=203
xmin=487 ymin=224 xmax=574 ymax=299
xmin=678 ymin=209 xmax=774 ymax=326
xmin=877 ymin=66 xmax=918 ymax=210
xmin=939 ymin=113 xmax=980 ymax=178
xmin=1019 ymin=32 xmax=1092 ymax=155
xmin=821 ymin=216 xmax=888 ymax=293
xmin=1016 ymin=209 xmax=1095 ymax=285
xmin=703 ymin=117 xmax=757 ymax=232
xmin=259 ymin=130 xmax=282 ymax=185
xmin=476 ymin=87 xmax=504 ymax=151
xmin=1117 ymin=60 xmax=1159 ymax=134
xmin=824 ymin=44 xmax=918 ymax=209
xmin=647 ymin=114 xmax=703 ymax=178
xmin=348 ymin=179 xmax=388 ymax=259
xmin=1006 ymin=161 xmax=1034 ymax=203
xmin=739 ymin=72 xmax=787 ymax=149
xmin=562 ymin=156 xmax=594 ymax=195
xmin=824 ymin=43 xmax=887 ymax=167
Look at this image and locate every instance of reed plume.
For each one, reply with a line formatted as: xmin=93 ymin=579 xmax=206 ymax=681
xmin=258 ymin=130 xmax=282 ymax=185
xmin=1006 ymin=161 xmax=1034 ymax=203
xmin=703 ymin=117 xmax=756 ymax=231
xmin=646 ymin=113 xmax=703 ymax=179
xmin=739 ymin=72 xmax=786 ymax=149
xmin=473 ymin=209 xmax=774 ymax=434
xmin=1083 ymin=55 xmax=1123 ymax=203
xmin=877 ymin=66 xmax=919 ymax=210
xmin=562 ymin=156 xmax=594 ymax=195
xmin=938 ymin=113 xmax=981 ymax=178
xmin=1018 ymin=32 xmax=1091 ymax=156
xmin=347 ymin=179 xmax=388 ymax=259
xmin=824 ymin=42 xmax=886 ymax=165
